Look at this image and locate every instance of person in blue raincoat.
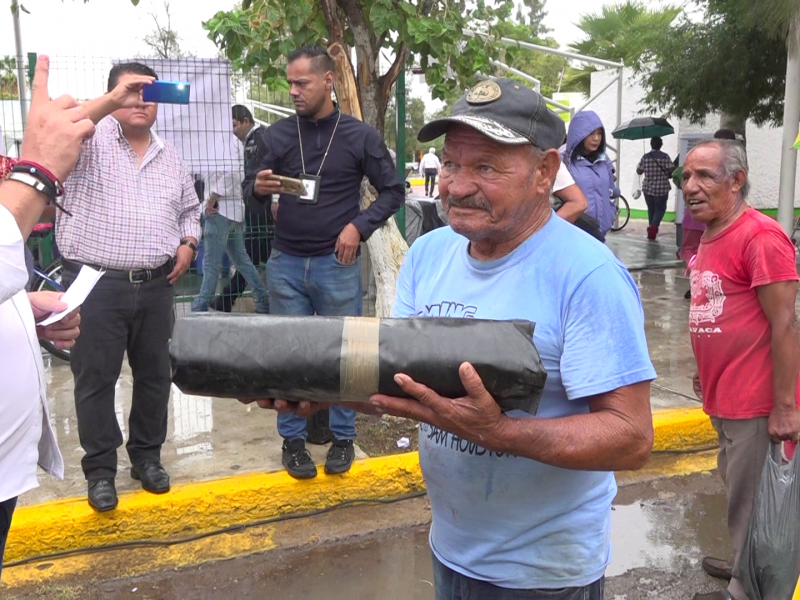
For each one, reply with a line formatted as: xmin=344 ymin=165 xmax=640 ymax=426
xmin=564 ymin=111 xmax=620 ymax=238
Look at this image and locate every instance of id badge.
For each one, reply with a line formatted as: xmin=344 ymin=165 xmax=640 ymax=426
xmin=298 ymin=175 xmax=321 ymax=205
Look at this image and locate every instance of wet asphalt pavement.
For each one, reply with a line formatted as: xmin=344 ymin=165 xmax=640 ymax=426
xmin=26 ymin=220 xmax=705 ymax=506
xmin=10 ymin=218 xmax=756 ymax=599
xmin=15 ymin=471 xmax=732 ymax=599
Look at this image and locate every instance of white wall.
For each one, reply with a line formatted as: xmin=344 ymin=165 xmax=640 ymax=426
xmin=587 ymin=67 xmax=800 ymax=213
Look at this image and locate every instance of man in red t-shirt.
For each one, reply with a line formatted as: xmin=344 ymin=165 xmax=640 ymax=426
xmin=684 ymin=140 xmax=800 ymax=600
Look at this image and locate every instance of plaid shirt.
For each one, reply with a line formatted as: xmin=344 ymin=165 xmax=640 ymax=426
xmin=637 ymin=150 xmax=673 ymax=196
xmin=56 ymin=117 xmax=201 ymax=270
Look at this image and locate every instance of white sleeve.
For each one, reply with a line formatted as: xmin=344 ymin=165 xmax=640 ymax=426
xmin=0 ymin=204 xmax=30 ymax=305
xmin=208 ymin=172 xmax=235 ymax=199
xmin=553 ymin=162 xmax=576 ymax=193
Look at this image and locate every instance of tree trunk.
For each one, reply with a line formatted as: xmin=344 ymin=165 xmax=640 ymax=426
xmin=360 ymin=85 xmax=384 ymax=136
xmin=719 ymin=112 xmax=747 ymax=144
xmin=329 ymin=42 xmax=408 ymax=317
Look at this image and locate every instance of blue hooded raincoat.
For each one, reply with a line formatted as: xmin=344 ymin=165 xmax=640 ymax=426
xmin=564 ymin=111 xmax=619 ymax=235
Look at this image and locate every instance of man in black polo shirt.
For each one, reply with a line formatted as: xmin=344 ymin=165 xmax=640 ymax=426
xmin=253 ymin=45 xmax=404 ymax=479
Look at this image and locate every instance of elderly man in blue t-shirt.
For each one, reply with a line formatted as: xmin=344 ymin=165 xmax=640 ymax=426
xmin=253 ymin=79 xmax=657 ymax=597
xmin=383 ymin=81 xmax=655 ymax=597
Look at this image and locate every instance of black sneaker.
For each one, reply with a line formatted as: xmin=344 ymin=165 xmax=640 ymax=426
xmin=282 ymin=438 xmax=317 ymax=479
xmin=325 ymin=439 xmax=355 ymax=474
xmin=210 ymin=295 xmax=233 ymax=313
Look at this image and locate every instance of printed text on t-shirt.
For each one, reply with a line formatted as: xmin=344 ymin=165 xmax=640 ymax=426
xmin=422 ymin=423 xmax=517 ymax=458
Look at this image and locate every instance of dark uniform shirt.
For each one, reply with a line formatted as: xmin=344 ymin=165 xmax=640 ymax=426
xmin=242 ymin=124 xmax=272 ymax=217
xmin=253 ymin=108 xmax=405 ymax=257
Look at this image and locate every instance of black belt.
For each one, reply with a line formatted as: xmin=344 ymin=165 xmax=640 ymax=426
xmin=62 ymin=258 xmax=174 ymax=283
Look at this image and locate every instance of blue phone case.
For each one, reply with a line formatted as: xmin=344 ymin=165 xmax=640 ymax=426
xmin=142 ymin=81 xmax=190 ymax=104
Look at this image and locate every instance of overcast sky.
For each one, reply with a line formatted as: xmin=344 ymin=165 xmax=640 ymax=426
xmin=0 ymin=0 xmax=684 ymax=59
xmin=0 ymin=0 xmax=681 ymax=108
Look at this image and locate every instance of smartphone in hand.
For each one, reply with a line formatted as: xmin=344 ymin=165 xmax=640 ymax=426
xmin=268 ymin=174 xmax=307 ymax=196
xmin=143 ymin=81 xmax=191 ymax=105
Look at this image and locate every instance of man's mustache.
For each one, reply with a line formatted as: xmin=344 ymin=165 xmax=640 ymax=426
xmin=446 ymin=195 xmax=492 ymax=213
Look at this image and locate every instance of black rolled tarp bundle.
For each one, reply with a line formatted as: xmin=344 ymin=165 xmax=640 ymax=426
xmin=169 ymin=315 xmax=547 ymax=414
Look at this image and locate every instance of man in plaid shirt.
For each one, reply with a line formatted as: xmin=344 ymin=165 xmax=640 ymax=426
xmin=56 ymin=62 xmax=201 ymax=512
xmin=636 ymin=136 xmax=674 ymax=241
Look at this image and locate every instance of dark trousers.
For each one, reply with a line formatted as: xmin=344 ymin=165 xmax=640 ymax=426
xmin=424 ymin=168 xmax=438 ymax=196
xmin=0 ymin=496 xmax=17 ymax=580
xmin=710 ymin=417 xmax=771 ymax=600
xmin=644 ymin=193 xmax=669 ymax=227
xmin=220 ymin=211 xmax=272 ymax=309
xmin=433 ymin=554 xmax=605 ymax=600
xmin=65 ymin=267 xmax=175 ymax=480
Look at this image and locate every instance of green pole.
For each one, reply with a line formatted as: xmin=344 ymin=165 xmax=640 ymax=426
xmin=27 ymin=52 xmax=36 ymax=85
xmin=394 ymin=67 xmax=406 ymax=239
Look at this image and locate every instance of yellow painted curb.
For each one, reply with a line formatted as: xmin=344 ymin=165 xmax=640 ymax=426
xmin=4 ymin=407 xmax=715 ymax=568
xmin=653 ymin=407 xmax=717 ymax=452
xmin=4 ymin=452 xmax=424 ymax=565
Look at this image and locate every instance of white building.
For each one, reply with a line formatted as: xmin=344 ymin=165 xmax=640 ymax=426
xmin=588 ymin=67 xmax=800 ymax=218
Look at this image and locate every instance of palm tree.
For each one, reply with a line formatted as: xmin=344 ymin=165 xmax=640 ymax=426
xmin=725 ymin=0 xmax=800 ymax=136
xmin=0 ymin=56 xmax=18 ymax=100
xmin=736 ymin=0 xmax=799 ymax=46
xmin=568 ymin=1 xmax=681 ymax=95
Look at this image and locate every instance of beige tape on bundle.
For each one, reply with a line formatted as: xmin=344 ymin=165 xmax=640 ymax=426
xmin=340 ymin=317 xmax=381 ymax=401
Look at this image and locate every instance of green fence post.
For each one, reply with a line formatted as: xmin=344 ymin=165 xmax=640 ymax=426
xmin=27 ymin=52 xmax=36 ymax=85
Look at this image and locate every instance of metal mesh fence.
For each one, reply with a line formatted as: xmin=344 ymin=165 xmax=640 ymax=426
xmin=5 ymin=54 xmax=384 ymax=318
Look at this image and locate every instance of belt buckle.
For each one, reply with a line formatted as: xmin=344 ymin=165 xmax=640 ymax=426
xmin=129 ymin=269 xmax=149 ymax=284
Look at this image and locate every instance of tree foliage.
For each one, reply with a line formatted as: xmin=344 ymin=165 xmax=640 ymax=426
xmin=202 ymin=0 xmax=514 ymax=134
xmin=641 ymin=0 xmax=791 ymax=127
xmin=494 ymin=21 xmax=579 ymax=99
xmin=568 ymin=1 xmax=680 ymax=95
xmin=383 ymin=90 xmax=427 ymax=160
xmin=0 ymin=57 xmax=19 ymax=100
xmin=141 ymin=0 xmax=195 ymax=59
xmin=514 ymin=0 xmax=550 ymax=39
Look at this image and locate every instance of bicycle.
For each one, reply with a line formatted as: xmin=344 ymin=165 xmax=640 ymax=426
xmin=29 ymin=257 xmax=71 ymax=362
xmin=610 ymin=195 xmax=631 ymax=232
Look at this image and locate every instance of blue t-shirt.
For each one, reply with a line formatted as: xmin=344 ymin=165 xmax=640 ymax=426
xmin=391 ymin=213 xmax=655 ymax=589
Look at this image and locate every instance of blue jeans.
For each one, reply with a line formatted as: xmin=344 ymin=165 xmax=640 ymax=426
xmin=433 ymin=554 xmax=605 ymax=600
xmin=192 ymin=213 xmax=269 ymax=313
xmin=267 ymin=248 xmax=362 ymax=441
xmin=644 ymin=193 xmax=669 ymax=228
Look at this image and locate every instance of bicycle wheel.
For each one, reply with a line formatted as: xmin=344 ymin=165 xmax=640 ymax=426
xmin=610 ymin=195 xmax=631 ymax=232
xmin=31 ymin=258 xmax=71 ymax=362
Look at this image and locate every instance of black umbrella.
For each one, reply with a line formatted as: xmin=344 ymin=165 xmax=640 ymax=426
xmin=612 ymin=117 xmax=675 ymax=140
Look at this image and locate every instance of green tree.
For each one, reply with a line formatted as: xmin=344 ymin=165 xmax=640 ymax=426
xmin=514 ymin=0 xmax=550 ymax=38
xmin=384 ymin=87 xmax=427 ymax=162
xmin=141 ymin=0 xmax=195 ymax=59
xmin=202 ymin=0 xmax=514 ymax=135
xmin=0 ymin=57 xmax=19 ymax=100
xmin=568 ymin=1 xmax=681 ymax=95
xmin=640 ymin=0 xmax=796 ymax=135
xmin=494 ymin=21 xmax=579 ymax=98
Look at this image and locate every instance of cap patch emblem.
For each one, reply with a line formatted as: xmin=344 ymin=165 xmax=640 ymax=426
xmin=466 ymin=80 xmax=502 ymax=105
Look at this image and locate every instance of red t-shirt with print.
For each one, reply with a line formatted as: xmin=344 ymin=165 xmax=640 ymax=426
xmin=690 ymin=208 xmax=800 ymax=419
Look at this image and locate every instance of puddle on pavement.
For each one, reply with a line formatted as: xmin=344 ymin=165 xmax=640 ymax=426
xmin=608 ymin=485 xmax=728 ymax=577
xmin=186 ymin=527 xmax=437 ymax=600
xmin=204 ymin=490 xmax=728 ymax=598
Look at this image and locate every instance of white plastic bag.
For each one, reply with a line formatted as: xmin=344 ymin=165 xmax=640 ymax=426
xmin=737 ymin=442 xmax=800 ymax=600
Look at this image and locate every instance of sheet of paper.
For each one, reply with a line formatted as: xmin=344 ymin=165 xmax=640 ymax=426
xmin=38 ymin=265 xmax=104 ymax=326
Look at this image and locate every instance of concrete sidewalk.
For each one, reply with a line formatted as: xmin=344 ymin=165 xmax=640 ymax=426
xmin=21 ymin=219 xmax=698 ymax=508
xmin=3 ymin=220 xmax=724 ymax=572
